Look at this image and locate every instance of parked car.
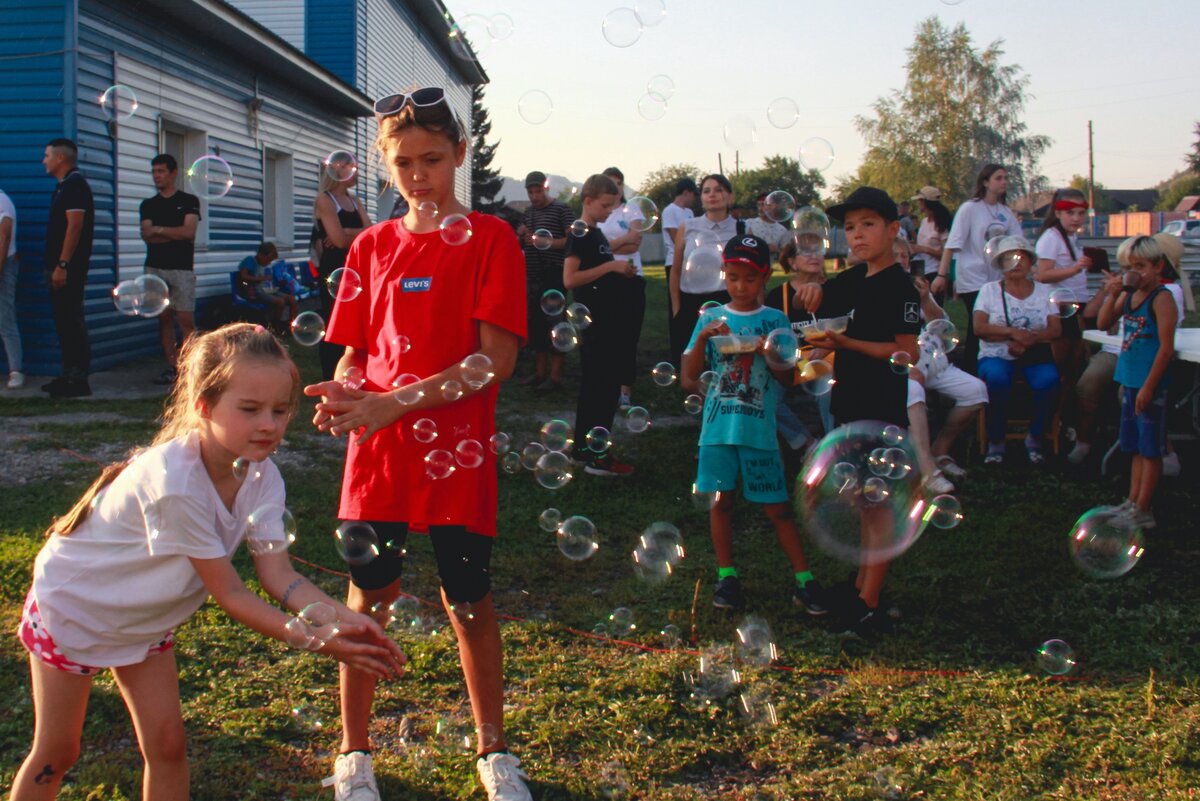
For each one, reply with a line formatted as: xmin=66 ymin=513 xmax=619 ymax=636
xmin=1161 ymin=219 xmax=1200 ymax=239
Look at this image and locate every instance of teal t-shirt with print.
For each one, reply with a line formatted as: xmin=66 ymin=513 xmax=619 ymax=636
xmin=685 ymin=304 xmax=792 ymax=451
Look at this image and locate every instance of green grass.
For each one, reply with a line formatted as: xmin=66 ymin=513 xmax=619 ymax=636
xmin=2 ymin=269 xmax=1199 ymax=799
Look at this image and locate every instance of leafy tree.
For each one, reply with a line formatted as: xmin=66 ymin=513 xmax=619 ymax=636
xmin=637 ymin=163 xmax=702 ymax=215
xmin=1187 ymin=121 xmax=1200 ymax=173
xmin=556 ymin=186 xmax=582 ymax=217
xmin=730 ymin=155 xmax=824 ymax=215
xmin=469 ymin=85 xmax=505 ymax=214
xmin=1068 ymin=175 xmax=1116 ymax=214
xmin=1156 ymin=171 xmax=1200 ymax=212
xmin=850 ymin=17 xmax=1051 ymax=206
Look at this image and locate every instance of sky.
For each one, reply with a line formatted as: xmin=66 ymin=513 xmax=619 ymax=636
xmin=441 ymin=0 xmax=1200 ymax=197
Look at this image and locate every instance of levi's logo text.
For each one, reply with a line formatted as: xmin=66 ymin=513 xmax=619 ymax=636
xmin=403 ymin=277 xmax=432 ymax=293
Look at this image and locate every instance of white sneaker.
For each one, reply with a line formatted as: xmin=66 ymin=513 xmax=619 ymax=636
xmin=924 ymin=471 xmax=955 ymax=494
xmin=1066 ymin=442 xmax=1091 ymax=465
xmin=934 ymin=455 xmax=967 ymax=481
xmin=477 ymin=752 xmax=533 ymax=801
xmin=1162 ymin=451 xmax=1181 ymax=477
xmin=322 ymin=752 xmax=381 ymax=801
xmin=6 ymin=371 xmax=23 ymax=389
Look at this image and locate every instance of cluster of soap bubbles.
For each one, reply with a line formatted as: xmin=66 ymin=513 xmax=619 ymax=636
xmin=448 ymin=12 xmax=515 ymax=62
xmin=112 ymin=274 xmax=170 ymax=317
xmin=284 ymin=602 xmax=340 ymax=650
xmin=540 ymin=290 xmax=592 ymax=353
xmin=638 ymin=74 xmax=673 ymax=121
xmin=186 ymin=155 xmax=234 ymax=200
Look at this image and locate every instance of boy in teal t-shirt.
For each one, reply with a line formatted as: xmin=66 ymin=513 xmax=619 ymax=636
xmin=682 ymin=235 xmax=827 ymax=614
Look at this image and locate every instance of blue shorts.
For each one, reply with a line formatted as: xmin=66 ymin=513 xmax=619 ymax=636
xmin=696 ymin=444 xmax=788 ymax=504
xmin=1119 ymin=385 xmax=1168 ymax=459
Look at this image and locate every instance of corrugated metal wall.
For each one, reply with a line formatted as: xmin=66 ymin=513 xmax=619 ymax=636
xmin=225 ymin=0 xmax=305 ymax=51
xmin=305 ymin=0 xmax=356 ymax=87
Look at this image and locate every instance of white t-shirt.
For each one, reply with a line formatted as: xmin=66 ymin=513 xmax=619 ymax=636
xmin=32 ymin=432 xmax=288 ymax=666
xmin=913 ymin=217 xmax=945 ymax=276
xmin=944 ymin=199 xmax=1023 ymax=293
xmin=598 ymin=200 xmax=645 ymax=275
xmin=0 ymin=190 xmax=16 ymax=259
xmin=744 ymin=217 xmax=789 ymax=252
xmin=1035 ymin=228 xmax=1087 ymax=298
xmin=973 ymin=280 xmax=1057 ymax=361
xmin=679 ymin=215 xmax=738 ymax=294
xmin=661 ymin=202 xmax=694 ymax=269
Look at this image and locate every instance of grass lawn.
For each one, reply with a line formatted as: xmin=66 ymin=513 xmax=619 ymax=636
xmin=1 ymin=267 xmax=1198 ymax=800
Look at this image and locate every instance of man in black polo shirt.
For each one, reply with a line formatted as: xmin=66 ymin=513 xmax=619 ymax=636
xmin=41 ymin=138 xmax=95 ymax=398
xmin=140 ymin=154 xmax=201 ymax=385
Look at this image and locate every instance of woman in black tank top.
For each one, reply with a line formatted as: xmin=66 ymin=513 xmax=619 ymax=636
xmin=313 ymin=169 xmax=371 ymax=379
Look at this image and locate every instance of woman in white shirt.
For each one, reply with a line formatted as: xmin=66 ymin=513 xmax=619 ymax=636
xmin=973 ymin=236 xmax=1062 ymax=465
xmin=933 ymin=164 xmax=1023 ymax=374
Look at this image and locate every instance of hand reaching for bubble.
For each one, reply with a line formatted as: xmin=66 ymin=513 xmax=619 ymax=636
xmin=305 ymin=380 xmax=404 ymax=445
xmin=318 ymin=612 xmax=407 ymax=679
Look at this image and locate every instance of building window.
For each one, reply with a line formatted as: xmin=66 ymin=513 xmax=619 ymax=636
xmin=160 ymin=122 xmax=210 ymax=247
xmin=264 ymin=149 xmax=295 ymax=248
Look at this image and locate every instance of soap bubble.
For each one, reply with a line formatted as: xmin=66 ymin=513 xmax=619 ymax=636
xmin=439 ymin=214 xmax=473 ymax=246
xmin=698 ymin=370 xmax=719 ymax=395
xmin=1068 ymin=506 xmax=1145 ymax=579
xmin=290 ymin=311 xmax=326 ymax=346
xmin=488 ymin=13 xmax=514 ymax=39
xmin=112 ymin=274 xmax=171 ymax=317
xmin=586 ymin=426 xmax=611 ymax=453
xmin=651 ymin=361 xmax=677 ymax=386
xmin=334 ymin=521 xmax=381 ymax=566
xmin=690 ymin=484 xmax=719 ymax=510
xmin=763 ymin=328 xmax=800 ymax=370
xmin=1037 ymin=639 xmax=1076 ymax=676
xmin=627 ymin=195 xmax=659 ymax=232
xmin=570 ymin=219 xmax=589 ymax=237
xmin=798 ymin=359 xmax=835 ymax=396
xmin=565 ymin=302 xmax=592 ymax=329
xmin=538 ymin=508 xmax=562 ymax=532
xmin=488 ymin=432 xmax=511 ymax=455
xmin=646 ymin=74 xmax=674 ymax=99
xmin=540 ymin=289 xmax=567 ymax=316
xmin=322 ymin=150 xmax=358 ymax=183
xmin=557 ymin=515 xmax=598 ymax=560
xmin=766 ymin=97 xmax=799 ymax=129
xmin=1049 ymin=287 xmax=1080 ymax=318
xmin=245 ymin=504 xmax=297 ymax=555
xmin=417 ymin=201 xmax=439 ymax=220
xmin=535 ymin=451 xmax=575 ymax=490
xmin=607 ymin=607 xmax=636 ymax=637
xmin=687 ymin=645 xmax=740 ymax=703
xmin=290 ymin=703 xmax=325 ymax=731
xmin=379 ymin=595 xmax=427 ymax=636
xmin=551 ymin=321 xmax=579 ymax=352
xmin=796 ymin=421 xmax=930 ymax=566
xmin=411 ymin=418 xmax=437 ymax=443
xmin=799 ymin=137 xmax=835 ymax=172
xmin=455 ymin=439 xmax=485 ymax=468
xmin=187 ymin=155 xmax=234 ymax=200
xmin=661 ymin=624 xmax=683 ymax=649
xmin=517 ymin=89 xmax=554 ymax=124
xmin=624 ymin=406 xmax=651 ymax=433
xmin=924 ymin=494 xmax=963 ymax=530
xmin=501 ymin=452 xmax=522 ymax=474
xmin=723 ymin=115 xmax=757 ymax=149
xmin=683 ymin=394 xmax=703 ymax=414
xmin=632 ymin=521 xmax=685 ymax=583
xmin=99 ymin=84 xmax=138 ymax=121
xmin=637 ymin=91 xmax=669 ymax=121
xmin=889 ymin=350 xmax=913 ymax=375
xmin=920 ymin=318 xmax=959 ymax=355
xmin=540 ymin=419 xmax=573 ymax=452
xmin=232 ymin=457 xmax=253 ymax=482
xmin=449 ymin=600 xmax=475 ymax=621
xmin=326 ymin=267 xmax=363 ymax=302
xmin=738 ymin=685 xmax=780 ymax=728
xmin=793 ymin=205 xmax=831 ymax=240
xmin=448 ymin=13 xmax=491 ymax=61
xmin=284 ymin=602 xmax=340 ymax=650
xmin=521 ymin=442 xmax=547 ymax=470
xmin=391 ymin=373 xmax=423 ymax=406
xmin=684 ymin=241 xmax=724 ymax=283
xmin=341 ymin=366 xmax=365 ymax=390
xmin=392 ymin=334 xmax=412 ymax=354
xmin=460 ymin=353 xmax=495 ymax=390
xmin=531 ymin=228 xmax=553 ymax=250
xmin=425 ymin=449 xmax=456 ymax=480
xmin=735 ymin=615 xmax=778 ymax=665
xmin=602 ymin=7 xmax=643 ymax=48
xmin=635 ymin=0 xmax=667 ymax=26
xmin=763 ymin=190 xmax=796 ymax=224
xmin=599 ymin=761 xmax=632 ymax=801
xmin=441 ymin=380 xmax=463 ymax=401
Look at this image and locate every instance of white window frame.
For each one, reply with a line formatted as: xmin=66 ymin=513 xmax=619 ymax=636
xmin=159 ymin=121 xmax=210 ymax=248
xmin=263 ymin=148 xmax=295 ymax=248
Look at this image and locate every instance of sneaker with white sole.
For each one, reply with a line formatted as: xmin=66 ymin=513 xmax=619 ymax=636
xmin=924 ymin=470 xmax=955 ymax=494
xmin=934 ymin=455 xmax=966 ymax=481
xmin=6 ymin=371 xmax=24 ymax=389
xmin=477 ymin=752 xmax=533 ymax=801
xmin=322 ymin=752 xmax=381 ymax=801
xmin=1162 ymin=451 xmax=1181 ymax=477
xmin=1118 ymin=506 xmax=1157 ymax=530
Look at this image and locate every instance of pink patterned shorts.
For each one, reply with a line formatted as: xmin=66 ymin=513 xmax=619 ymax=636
xmin=17 ymin=592 xmax=174 ymax=676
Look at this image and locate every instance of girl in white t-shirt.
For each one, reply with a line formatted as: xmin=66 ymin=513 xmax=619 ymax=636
xmin=11 ymin=323 xmax=404 ymax=801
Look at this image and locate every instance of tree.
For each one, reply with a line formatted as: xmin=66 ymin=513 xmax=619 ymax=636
xmin=850 ymin=17 xmax=1051 ymax=207
xmin=730 ymin=155 xmax=824 ymax=214
xmin=1186 ymin=121 xmax=1200 ymax=173
xmin=470 ymin=85 xmax=505 ymax=214
xmin=637 ymin=163 xmax=702 ymax=216
xmin=1156 ymin=171 xmax=1200 ymax=212
xmin=1068 ymin=175 xmax=1116 ymax=214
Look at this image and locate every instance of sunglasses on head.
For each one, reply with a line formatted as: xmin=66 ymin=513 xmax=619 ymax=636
xmin=374 ymin=88 xmax=447 ymax=117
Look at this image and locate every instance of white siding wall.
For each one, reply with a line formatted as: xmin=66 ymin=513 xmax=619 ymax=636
xmin=225 ymin=0 xmax=306 ymax=51
xmin=359 ymin=0 xmax=474 ymax=220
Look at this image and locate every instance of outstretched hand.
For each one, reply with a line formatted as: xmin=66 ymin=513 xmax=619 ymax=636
xmin=304 ymin=380 xmax=402 ymax=445
xmin=319 ymin=612 xmax=407 ymax=679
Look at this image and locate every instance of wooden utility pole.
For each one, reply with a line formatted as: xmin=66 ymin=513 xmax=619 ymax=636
xmin=1087 ymin=120 xmax=1096 ymax=234
xmin=718 ymin=153 xmax=724 ymax=175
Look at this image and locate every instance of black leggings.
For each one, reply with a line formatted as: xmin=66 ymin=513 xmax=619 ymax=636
xmin=346 ymin=522 xmax=494 ymax=603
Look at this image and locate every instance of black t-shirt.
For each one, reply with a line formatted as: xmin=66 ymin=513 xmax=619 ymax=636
xmin=45 ymin=169 xmax=95 ymax=275
xmin=522 ymin=199 xmax=574 ymax=277
xmin=140 ymin=191 xmax=201 ymax=269
xmin=565 ymin=227 xmax=624 ymax=308
xmin=765 ymin=281 xmax=821 ymax=334
xmin=818 ymin=263 xmax=920 ymax=426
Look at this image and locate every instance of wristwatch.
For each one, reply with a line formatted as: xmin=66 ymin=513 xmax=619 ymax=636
xmin=55 ymin=260 xmax=68 ymax=269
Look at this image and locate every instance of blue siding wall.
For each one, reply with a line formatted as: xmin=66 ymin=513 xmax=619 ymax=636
xmin=0 ymin=1 xmax=70 ymax=375
xmin=305 ymin=0 xmax=357 ymax=86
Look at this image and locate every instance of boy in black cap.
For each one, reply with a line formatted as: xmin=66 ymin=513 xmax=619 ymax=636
xmin=795 ymin=186 xmax=921 ymax=633
xmin=681 ymin=234 xmax=827 ymax=614
xmin=517 ymin=170 xmax=575 ymax=391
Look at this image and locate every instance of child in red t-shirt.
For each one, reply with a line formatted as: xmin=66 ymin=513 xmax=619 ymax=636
xmin=304 ymin=88 xmax=532 ymax=801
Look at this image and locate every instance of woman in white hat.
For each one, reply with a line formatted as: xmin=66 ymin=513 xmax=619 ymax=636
xmin=972 ymin=235 xmax=1062 ymax=465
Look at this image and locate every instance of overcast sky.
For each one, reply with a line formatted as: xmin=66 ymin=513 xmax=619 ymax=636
xmin=441 ymin=0 xmax=1199 ymax=196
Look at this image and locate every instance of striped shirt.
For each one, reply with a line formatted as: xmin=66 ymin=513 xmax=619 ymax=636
xmin=521 ymin=199 xmax=575 ymax=277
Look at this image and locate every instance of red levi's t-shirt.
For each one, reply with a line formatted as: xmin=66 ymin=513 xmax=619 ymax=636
xmin=325 ymin=213 xmax=526 ymax=536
